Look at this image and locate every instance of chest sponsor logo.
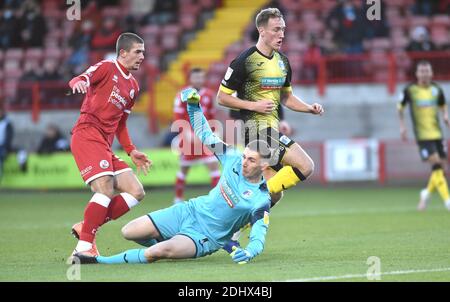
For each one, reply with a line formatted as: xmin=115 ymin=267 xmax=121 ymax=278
xmin=108 ymin=85 xmax=128 ymax=111
xmin=219 ymin=180 xmax=240 ymax=208
xmin=260 ymin=77 xmax=285 ymax=90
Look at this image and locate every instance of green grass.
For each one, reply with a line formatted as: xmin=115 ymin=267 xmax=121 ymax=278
xmin=1 ymin=186 xmax=450 ymax=282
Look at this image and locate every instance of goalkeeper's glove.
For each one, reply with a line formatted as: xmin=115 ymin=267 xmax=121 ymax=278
xmin=230 ymin=246 xmax=253 ymax=264
xmin=180 ymin=87 xmax=200 ymax=104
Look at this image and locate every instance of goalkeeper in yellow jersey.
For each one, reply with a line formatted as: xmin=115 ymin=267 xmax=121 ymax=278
xmin=218 ymin=8 xmax=324 ymax=202
xmin=398 ymin=60 xmax=450 ymax=211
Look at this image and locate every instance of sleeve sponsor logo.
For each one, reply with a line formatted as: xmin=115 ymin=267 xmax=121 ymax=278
xmin=224 ymin=67 xmax=234 ymax=81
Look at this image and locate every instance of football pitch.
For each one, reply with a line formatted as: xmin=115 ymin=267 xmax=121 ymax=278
xmin=1 ymin=186 xmax=450 ymax=282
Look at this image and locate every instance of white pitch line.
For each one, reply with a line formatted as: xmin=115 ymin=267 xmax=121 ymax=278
xmin=281 ymin=267 xmax=450 ymax=282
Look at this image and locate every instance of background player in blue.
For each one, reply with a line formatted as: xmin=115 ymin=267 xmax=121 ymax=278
xmin=73 ymin=88 xmax=273 ymax=265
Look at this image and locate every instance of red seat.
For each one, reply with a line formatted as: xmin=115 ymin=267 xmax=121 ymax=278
xmin=44 ymin=48 xmax=63 ymax=60
xmin=180 ymin=14 xmax=196 ymax=31
xmin=199 ymin=0 xmax=215 ymax=10
xmin=101 ymin=6 xmax=122 ymax=18
xmin=408 ymin=16 xmax=431 ymax=28
xmin=162 ymin=24 xmax=181 ymax=37
xmin=25 ymin=48 xmax=44 ymax=61
xmin=432 ymin=15 xmax=450 ymax=27
xmin=5 ymin=49 xmax=24 ymax=61
xmin=371 ymin=38 xmax=391 ymax=51
xmin=161 ymin=35 xmax=179 ymax=51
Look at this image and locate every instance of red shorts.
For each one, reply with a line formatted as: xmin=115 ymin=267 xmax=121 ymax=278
xmin=71 ymin=127 xmax=131 ymax=184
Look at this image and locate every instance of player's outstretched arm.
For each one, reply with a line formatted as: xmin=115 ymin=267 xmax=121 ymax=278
xmin=230 ymin=218 xmax=269 ymax=264
xmin=182 ymin=88 xmax=229 ymax=157
xmin=230 ymin=207 xmax=269 ymax=264
xmin=282 ymin=91 xmax=324 ymax=115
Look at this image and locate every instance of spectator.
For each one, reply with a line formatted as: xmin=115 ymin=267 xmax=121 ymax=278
xmin=326 ymin=0 xmax=366 ymax=54
xmin=0 ymin=104 xmax=14 ymax=179
xmin=40 ymin=59 xmax=61 ymax=81
xmin=142 ymin=0 xmax=178 ymax=25
xmin=20 ymin=60 xmax=42 ymax=81
xmin=364 ymin=0 xmax=389 ymax=39
xmin=91 ymin=17 xmax=121 ymax=50
xmin=37 ymin=124 xmax=69 ymax=154
xmin=0 ymin=5 xmax=21 ymax=48
xmin=19 ymin=0 xmax=47 ymax=47
xmin=301 ymin=34 xmax=322 ymax=81
xmin=412 ymin=0 xmax=440 ymax=16
xmin=406 ymin=26 xmax=436 ymax=52
xmin=320 ymin=30 xmax=339 ymax=55
xmin=67 ymin=20 xmax=95 ymax=75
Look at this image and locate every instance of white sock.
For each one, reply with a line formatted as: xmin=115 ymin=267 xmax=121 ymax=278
xmin=173 ymin=198 xmax=183 ymax=204
xmin=75 ymin=240 xmax=92 ymax=252
xmin=445 ymin=199 xmax=450 ymax=210
xmin=231 ymin=230 xmax=241 ymax=241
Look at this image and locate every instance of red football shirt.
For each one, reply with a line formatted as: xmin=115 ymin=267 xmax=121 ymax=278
xmin=70 ymin=59 xmax=139 ymax=152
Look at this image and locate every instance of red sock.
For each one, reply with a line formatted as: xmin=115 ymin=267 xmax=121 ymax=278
xmin=210 ymin=170 xmax=220 ymax=187
xmin=80 ymin=194 xmax=111 ymax=243
xmin=103 ymin=194 xmax=131 ymax=225
xmin=175 ymin=172 xmax=186 ymax=199
xmin=211 ymin=175 xmax=220 ymax=187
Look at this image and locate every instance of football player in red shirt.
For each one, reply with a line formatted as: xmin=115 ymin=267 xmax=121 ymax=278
xmin=69 ymin=33 xmax=151 ymax=257
xmin=172 ymin=68 xmax=220 ymax=203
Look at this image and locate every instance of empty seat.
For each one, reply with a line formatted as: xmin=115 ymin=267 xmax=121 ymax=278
xmin=371 ymin=38 xmax=391 ymax=51
xmin=5 ymin=49 xmax=24 ymax=61
xmin=432 ymin=15 xmax=450 ymax=27
xmin=408 ymin=16 xmax=431 ymax=28
xmin=25 ymin=48 xmax=44 ymax=61
xmin=102 ymin=6 xmax=122 ymax=18
xmin=180 ymin=14 xmax=196 ymax=31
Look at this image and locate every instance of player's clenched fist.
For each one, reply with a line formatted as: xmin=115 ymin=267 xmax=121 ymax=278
xmin=72 ymin=80 xmax=89 ymax=94
xmin=180 ymin=87 xmax=201 ymax=104
xmin=130 ymin=150 xmax=152 ymax=176
xmin=309 ymin=103 xmax=324 ymax=115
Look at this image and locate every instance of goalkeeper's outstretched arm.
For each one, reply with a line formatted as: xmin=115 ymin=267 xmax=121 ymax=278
xmin=182 ymin=88 xmax=229 ymax=160
xmin=230 ymin=205 xmax=270 ymax=264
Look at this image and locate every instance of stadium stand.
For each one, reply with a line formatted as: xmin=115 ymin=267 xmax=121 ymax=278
xmin=1 ymin=0 xmax=449 ymax=115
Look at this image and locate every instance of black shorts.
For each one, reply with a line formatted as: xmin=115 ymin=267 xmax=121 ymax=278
xmin=417 ymin=140 xmax=447 ymax=161
xmin=244 ymin=127 xmax=296 ymax=171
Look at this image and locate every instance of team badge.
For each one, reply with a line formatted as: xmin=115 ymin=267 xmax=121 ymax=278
xmin=113 ymin=75 xmax=118 ymax=83
xmin=278 ymin=60 xmax=285 ymax=71
xmin=431 ymin=86 xmax=438 ymax=97
xmin=99 ymin=160 xmax=110 ymax=169
xmin=242 ymin=189 xmax=253 ymax=198
xmin=130 ymin=89 xmax=135 ymax=99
